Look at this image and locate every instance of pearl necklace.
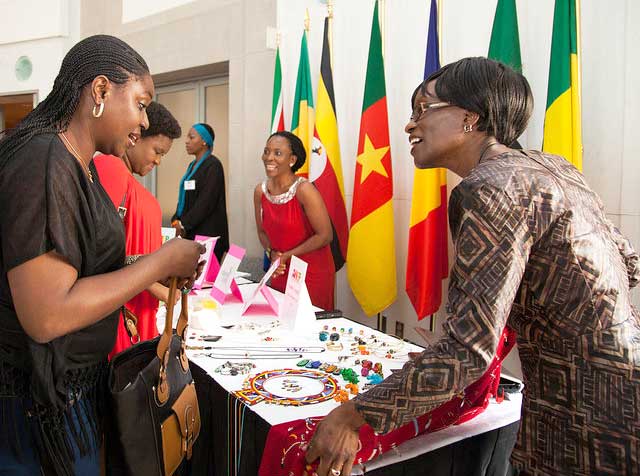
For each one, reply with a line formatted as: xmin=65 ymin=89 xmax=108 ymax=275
xmin=60 ymin=132 xmax=94 ymax=183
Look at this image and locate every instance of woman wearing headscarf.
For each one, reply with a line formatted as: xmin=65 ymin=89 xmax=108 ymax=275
xmin=305 ymin=57 xmax=640 ymax=476
xmin=171 ymin=123 xmax=229 ymax=262
xmin=0 ymin=35 xmax=203 ymax=475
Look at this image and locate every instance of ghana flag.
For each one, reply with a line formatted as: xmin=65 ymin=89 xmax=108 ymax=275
xmin=543 ymin=0 xmax=582 ymax=170
xmin=346 ymin=0 xmax=397 ymax=316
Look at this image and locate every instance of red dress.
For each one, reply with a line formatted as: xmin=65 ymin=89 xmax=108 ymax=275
xmin=260 ymin=178 xmax=335 ymax=310
xmin=94 ymin=155 xmax=162 ymax=357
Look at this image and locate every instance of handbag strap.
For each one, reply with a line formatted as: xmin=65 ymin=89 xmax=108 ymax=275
xmin=156 ymin=278 xmax=191 ymax=405
xmin=157 ymin=278 xmax=190 ymax=360
xmin=123 ymin=307 xmax=140 ymax=344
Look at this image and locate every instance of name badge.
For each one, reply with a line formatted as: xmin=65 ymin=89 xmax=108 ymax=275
xmin=184 ymin=180 xmax=196 ymax=190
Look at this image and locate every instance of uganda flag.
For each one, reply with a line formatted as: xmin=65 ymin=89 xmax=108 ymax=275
xmin=346 ymin=0 xmax=397 ymax=316
xmin=543 ymin=0 xmax=582 ymax=170
xmin=270 ymin=45 xmax=285 ymax=133
xmin=406 ymin=0 xmax=448 ymax=320
xmin=311 ymin=16 xmax=349 ymax=272
xmin=291 ymin=30 xmax=314 ymax=177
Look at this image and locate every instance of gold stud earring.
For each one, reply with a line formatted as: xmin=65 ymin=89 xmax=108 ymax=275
xmin=463 ymin=124 xmax=473 ymax=133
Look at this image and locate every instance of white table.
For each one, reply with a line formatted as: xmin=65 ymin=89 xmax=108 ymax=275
xmin=159 ymin=283 xmax=522 ymax=475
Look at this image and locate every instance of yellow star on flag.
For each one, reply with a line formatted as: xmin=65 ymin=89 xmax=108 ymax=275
xmin=357 ymin=134 xmax=389 ymax=184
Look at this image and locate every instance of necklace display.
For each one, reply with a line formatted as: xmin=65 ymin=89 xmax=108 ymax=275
xmin=60 ymin=132 xmax=94 ymax=183
xmin=233 ymin=368 xmax=339 ymax=406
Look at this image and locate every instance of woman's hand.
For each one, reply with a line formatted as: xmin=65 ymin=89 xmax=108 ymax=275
xmin=305 ymin=401 xmax=366 ymax=476
xmin=272 ymin=251 xmax=290 ymax=277
xmin=156 ymin=238 xmax=205 ymax=279
xmin=172 ymin=220 xmax=186 ymax=238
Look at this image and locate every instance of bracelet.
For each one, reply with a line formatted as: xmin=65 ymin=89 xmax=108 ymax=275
xmin=124 ymin=254 xmax=142 ymax=266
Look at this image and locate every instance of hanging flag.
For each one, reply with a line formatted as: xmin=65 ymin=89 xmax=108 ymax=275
xmin=406 ymin=0 xmax=448 ymax=320
xmin=543 ymin=0 xmax=582 ymax=170
xmin=270 ymin=45 xmax=285 ymax=133
xmin=291 ymin=29 xmax=314 ymax=177
xmin=347 ymin=0 xmax=396 ymax=316
xmin=310 ymin=16 xmax=349 ymax=272
xmin=488 ymin=0 xmax=522 ymax=72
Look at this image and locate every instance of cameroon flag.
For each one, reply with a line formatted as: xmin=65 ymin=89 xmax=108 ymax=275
xmin=270 ymin=46 xmax=285 ymax=133
xmin=311 ymin=16 xmax=349 ymax=271
xmin=406 ymin=0 xmax=448 ymax=320
xmin=543 ymin=0 xmax=582 ymax=170
xmin=347 ymin=0 xmax=397 ymax=316
xmin=291 ymin=30 xmax=314 ymax=177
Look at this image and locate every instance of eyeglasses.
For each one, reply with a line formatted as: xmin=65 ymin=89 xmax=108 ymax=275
xmin=410 ymin=101 xmax=451 ymax=123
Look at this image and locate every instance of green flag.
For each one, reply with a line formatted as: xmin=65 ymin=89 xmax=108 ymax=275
xmin=543 ymin=0 xmax=582 ymax=170
xmin=291 ymin=31 xmax=314 ymax=177
xmin=488 ymin=0 xmax=522 ymax=72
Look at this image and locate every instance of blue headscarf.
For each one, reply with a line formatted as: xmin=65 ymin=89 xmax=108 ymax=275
xmin=176 ymin=124 xmax=214 ymax=217
xmin=193 ymin=123 xmax=214 ymax=148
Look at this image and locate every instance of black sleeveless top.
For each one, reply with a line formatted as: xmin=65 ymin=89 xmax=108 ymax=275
xmin=0 ymin=133 xmax=125 ymax=474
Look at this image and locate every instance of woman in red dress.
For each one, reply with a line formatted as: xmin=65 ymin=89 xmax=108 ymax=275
xmin=94 ymin=102 xmax=182 ymax=356
xmin=253 ymin=131 xmax=335 ymax=310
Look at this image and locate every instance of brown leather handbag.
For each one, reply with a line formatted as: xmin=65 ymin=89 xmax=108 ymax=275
xmin=106 ymin=278 xmax=201 ymax=476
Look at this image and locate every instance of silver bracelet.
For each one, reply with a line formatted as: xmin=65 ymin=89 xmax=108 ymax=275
xmin=124 ymin=254 xmax=142 ymax=266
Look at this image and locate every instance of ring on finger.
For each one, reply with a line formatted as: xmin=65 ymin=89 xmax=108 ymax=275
xmin=330 ymin=469 xmax=341 ymax=476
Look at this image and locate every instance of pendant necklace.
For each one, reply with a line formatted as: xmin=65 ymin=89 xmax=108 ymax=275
xmin=60 ymin=132 xmax=94 ymax=183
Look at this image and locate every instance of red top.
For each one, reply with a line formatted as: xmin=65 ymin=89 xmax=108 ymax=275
xmin=260 ymin=179 xmax=335 ymax=310
xmin=94 ymin=154 xmax=162 ymax=357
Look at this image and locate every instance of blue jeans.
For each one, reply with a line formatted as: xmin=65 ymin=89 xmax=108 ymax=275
xmin=0 ymin=397 xmax=100 ymax=476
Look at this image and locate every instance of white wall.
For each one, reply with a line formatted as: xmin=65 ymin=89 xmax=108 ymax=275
xmin=275 ymin=0 xmax=640 ymax=362
xmin=0 ymin=0 xmax=80 ymax=102
xmin=121 ymin=0 xmax=196 ymax=23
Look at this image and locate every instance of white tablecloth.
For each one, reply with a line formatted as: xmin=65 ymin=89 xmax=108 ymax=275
xmin=157 ymin=283 xmax=522 ymax=473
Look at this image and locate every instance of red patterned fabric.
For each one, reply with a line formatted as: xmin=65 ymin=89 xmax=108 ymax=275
xmin=258 ymin=327 xmax=516 ymax=476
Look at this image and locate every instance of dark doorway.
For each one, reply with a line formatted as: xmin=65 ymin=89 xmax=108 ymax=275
xmin=0 ymin=93 xmax=35 ymax=131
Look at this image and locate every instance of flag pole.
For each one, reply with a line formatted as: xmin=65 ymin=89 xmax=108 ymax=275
xmin=437 ymin=0 xmax=442 ymax=64
xmin=379 ymin=0 xmax=385 ymax=58
xmin=575 ymin=0 xmax=582 ymax=137
xmin=428 ymin=0 xmax=443 ymax=334
xmin=328 ymin=0 xmax=334 ymax=65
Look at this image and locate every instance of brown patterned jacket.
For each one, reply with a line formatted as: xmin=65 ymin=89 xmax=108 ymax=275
xmin=355 ymin=150 xmax=640 ymax=475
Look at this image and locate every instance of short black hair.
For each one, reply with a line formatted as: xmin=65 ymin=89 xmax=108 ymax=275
xmin=0 ymin=35 xmax=149 ymax=170
xmin=142 ymin=102 xmax=181 ymax=139
xmin=268 ymin=131 xmax=306 ymax=173
xmin=194 ymin=123 xmax=215 ymax=144
xmin=415 ymin=57 xmax=533 ymax=145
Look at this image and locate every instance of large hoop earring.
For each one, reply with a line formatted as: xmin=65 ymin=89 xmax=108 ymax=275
xmin=92 ymin=103 xmax=104 ymax=118
xmin=463 ymin=124 xmax=473 ymax=133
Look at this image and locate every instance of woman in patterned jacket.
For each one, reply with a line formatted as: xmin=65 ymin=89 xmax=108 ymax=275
xmin=305 ymin=57 xmax=640 ymax=476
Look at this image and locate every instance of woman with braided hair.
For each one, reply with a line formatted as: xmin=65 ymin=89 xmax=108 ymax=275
xmin=0 ymin=35 xmax=204 ymax=475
